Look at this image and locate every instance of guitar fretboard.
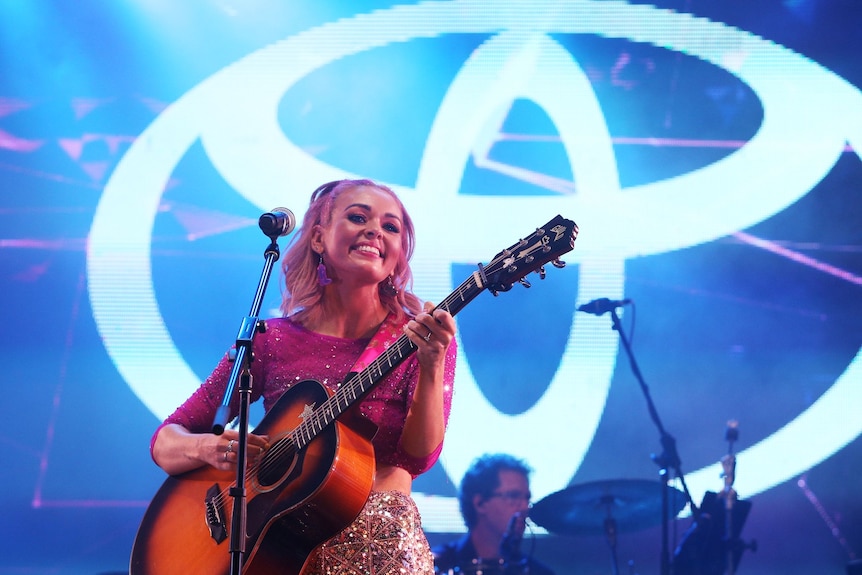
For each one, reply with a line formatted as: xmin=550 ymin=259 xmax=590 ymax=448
xmin=290 ymin=272 xmax=486 ymax=451
xmin=284 ymin=213 xmax=576 ymax=452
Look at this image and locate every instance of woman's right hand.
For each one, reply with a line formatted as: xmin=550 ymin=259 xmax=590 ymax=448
xmin=152 ymin=423 xmax=270 ymax=475
xmin=207 ymin=430 xmax=270 ymax=471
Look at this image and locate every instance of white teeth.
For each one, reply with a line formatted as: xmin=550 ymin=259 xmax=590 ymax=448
xmin=355 ymin=245 xmax=381 ymax=257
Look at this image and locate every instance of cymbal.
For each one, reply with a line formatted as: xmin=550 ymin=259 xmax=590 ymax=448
xmin=530 ymin=479 xmax=687 ymax=536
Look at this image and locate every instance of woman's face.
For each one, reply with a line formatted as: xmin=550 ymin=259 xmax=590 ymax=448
xmin=313 ymin=185 xmax=404 ymax=288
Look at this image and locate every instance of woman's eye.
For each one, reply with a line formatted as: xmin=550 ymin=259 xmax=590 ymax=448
xmin=384 ymin=222 xmax=400 ymax=233
xmin=348 ymin=213 xmax=366 ymax=224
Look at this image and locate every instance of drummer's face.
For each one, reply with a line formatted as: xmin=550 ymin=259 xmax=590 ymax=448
xmin=477 ymin=470 xmax=531 ymax=536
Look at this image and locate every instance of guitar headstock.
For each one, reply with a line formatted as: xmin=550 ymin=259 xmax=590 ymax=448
xmin=481 ymin=215 xmax=578 ymax=295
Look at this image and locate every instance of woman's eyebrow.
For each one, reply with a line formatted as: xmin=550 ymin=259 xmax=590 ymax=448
xmin=344 ymin=203 xmax=402 ymax=222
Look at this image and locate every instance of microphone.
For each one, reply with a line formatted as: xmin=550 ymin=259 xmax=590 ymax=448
xmin=500 ymin=511 xmax=526 ymax=563
xmin=577 ymin=297 xmax=632 ymax=316
xmin=258 ymin=208 xmax=296 ymax=238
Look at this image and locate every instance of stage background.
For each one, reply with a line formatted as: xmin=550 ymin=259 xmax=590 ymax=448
xmin=1 ymin=1 xmax=860 ymax=574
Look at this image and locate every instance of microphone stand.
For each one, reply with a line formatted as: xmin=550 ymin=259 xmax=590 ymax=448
xmin=607 ymin=307 xmax=699 ymax=575
xmin=211 ymin=234 xmax=282 ymax=575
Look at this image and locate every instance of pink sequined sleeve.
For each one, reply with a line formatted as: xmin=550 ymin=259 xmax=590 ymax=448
xmin=149 ymin=351 xmax=262 ymax=459
xmin=389 ymin=338 xmax=458 ymax=477
xmin=149 ymin=317 xmax=457 ymax=479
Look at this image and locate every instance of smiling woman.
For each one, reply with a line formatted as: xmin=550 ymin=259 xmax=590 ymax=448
xmin=142 ymin=178 xmax=459 ymax=574
xmin=283 ymin=180 xmax=417 ymax=332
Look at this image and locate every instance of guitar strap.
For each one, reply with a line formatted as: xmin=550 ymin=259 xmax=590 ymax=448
xmin=336 ymin=313 xmax=408 ymax=439
xmin=349 ymin=312 xmax=408 ymax=374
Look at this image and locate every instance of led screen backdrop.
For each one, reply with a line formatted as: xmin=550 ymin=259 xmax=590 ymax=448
xmin=1 ymin=1 xmax=861 ymax=574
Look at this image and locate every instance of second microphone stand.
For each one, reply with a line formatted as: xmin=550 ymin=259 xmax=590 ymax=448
xmin=607 ymin=306 xmax=699 ymax=575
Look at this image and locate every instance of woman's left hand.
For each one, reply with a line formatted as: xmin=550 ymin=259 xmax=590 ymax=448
xmin=405 ymin=301 xmax=455 ymax=366
xmin=399 ymin=301 xmax=456 ymax=458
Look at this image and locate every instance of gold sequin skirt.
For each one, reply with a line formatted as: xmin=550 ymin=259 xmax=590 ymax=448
xmin=303 ymin=490 xmax=435 ymax=575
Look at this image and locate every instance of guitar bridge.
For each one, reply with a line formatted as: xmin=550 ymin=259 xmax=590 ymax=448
xmin=205 ymin=484 xmax=227 ymax=544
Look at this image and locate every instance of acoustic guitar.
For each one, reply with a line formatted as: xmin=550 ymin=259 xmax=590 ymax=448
xmin=130 ymin=215 xmax=578 ymax=575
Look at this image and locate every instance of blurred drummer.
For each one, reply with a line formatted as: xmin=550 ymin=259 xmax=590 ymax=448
xmin=433 ymin=453 xmax=555 ymax=575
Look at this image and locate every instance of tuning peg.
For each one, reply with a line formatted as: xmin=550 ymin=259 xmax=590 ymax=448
xmin=536 ymin=265 xmax=546 ymax=280
xmin=519 ymin=278 xmax=531 ymax=288
xmin=551 ymin=258 xmax=566 ymax=269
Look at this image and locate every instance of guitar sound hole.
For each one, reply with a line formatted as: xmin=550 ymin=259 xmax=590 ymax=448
xmin=256 ymin=440 xmax=296 ymax=488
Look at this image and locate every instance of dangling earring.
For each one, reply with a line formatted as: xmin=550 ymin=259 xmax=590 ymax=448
xmin=317 ymin=254 xmax=332 ymax=286
xmin=380 ymin=274 xmax=398 ymax=297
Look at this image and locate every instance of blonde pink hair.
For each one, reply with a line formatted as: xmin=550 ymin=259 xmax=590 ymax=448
xmin=279 ymin=179 xmax=423 ymax=324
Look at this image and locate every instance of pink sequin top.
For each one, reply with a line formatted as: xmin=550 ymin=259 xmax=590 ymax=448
xmin=152 ymin=317 xmax=457 ymax=477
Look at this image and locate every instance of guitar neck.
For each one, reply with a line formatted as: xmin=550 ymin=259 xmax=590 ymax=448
xmin=290 ymin=273 xmax=485 ymax=451
xmin=290 ymin=214 xmax=577 ymax=452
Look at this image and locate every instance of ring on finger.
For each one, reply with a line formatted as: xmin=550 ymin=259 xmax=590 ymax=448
xmin=227 ymin=439 xmax=235 ymax=453
xmin=223 ymin=451 xmax=229 ymax=462
xmin=423 ymin=329 xmax=432 ymax=342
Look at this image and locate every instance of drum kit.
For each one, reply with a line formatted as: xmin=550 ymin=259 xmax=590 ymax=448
xmin=436 ymin=479 xmax=688 ymax=575
xmin=520 ymin=304 xmax=755 ymax=575
xmin=448 ymin=304 xmax=756 ymax=575
xmin=438 ymin=475 xmax=752 ymax=575
xmin=526 ymin=427 xmax=755 ymax=575
xmin=530 ymin=478 xmax=687 ymax=575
